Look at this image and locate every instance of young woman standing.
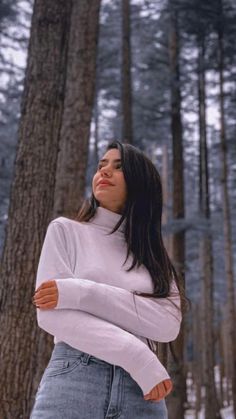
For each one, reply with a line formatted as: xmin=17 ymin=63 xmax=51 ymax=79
xmin=31 ymin=141 xmax=184 ymax=418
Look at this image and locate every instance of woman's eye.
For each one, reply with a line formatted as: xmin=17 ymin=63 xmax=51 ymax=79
xmin=97 ymin=163 xmax=122 ymax=170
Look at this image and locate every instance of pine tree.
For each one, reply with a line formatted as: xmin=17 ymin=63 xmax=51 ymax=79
xmin=0 ymin=1 xmax=72 ymax=416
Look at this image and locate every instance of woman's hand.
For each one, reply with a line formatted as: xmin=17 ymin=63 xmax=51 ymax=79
xmin=144 ymin=379 xmax=173 ymax=402
xmin=32 ymin=280 xmax=58 ymax=309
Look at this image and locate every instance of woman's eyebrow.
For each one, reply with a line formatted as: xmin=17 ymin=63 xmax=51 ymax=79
xmin=99 ymin=158 xmax=121 ymax=163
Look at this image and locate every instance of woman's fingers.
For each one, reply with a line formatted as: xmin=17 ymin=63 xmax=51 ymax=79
xmin=34 ymin=286 xmax=57 ymax=300
xmin=156 ymin=383 xmax=163 ymax=399
xmin=35 ymin=280 xmax=56 ymax=293
xmin=33 ymin=294 xmax=58 ymax=308
xmin=33 ymin=287 xmax=58 ymax=302
xmin=163 ymin=379 xmax=173 ymax=396
xmin=34 ymin=295 xmax=56 ymax=304
xmin=144 ymin=379 xmax=173 ymax=402
xmin=35 ymin=300 xmax=58 ymax=309
xmin=33 ymin=279 xmax=58 ymax=309
xmin=34 ymin=288 xmax=56 ymax=298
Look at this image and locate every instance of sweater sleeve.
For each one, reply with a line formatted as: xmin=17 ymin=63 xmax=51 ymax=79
xmin=35 ymin=220 xmax=171 ymax=395
xmin=56 ymin=276 xmax=181 ymax=342
xmin=51 ymin=221 xmax=182 ymax=342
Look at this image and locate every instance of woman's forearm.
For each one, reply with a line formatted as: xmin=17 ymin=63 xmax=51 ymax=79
xmin=54 ymin=276 xmax=181 ymax=342
xmin=37 ymin=306 xmax=170 ymax=395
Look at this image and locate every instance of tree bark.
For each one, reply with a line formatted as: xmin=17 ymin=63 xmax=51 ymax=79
xmin=94 ymin=88 xmax=99 ymax=165
xmin=197 ymin=35 xmax=219 ymax=419
xmin=121 ymin=0 xmax=133 ymax=144
xmin=162 ymin=144 xmax=172 ymax=255
xmin=192 ymin=302 xmax=203 ymax=416
xmin=53 ymin=0 xmax=101 ymax=219
xmin=156 ymin=144 xmax=170 ymax=369
xmin=0 ymin=1 xmax=71 ymax=417
xmin=217 ymin=2 xmax=236 ymax=413
xmin=166 ymin=4 xmax=186 ymax=418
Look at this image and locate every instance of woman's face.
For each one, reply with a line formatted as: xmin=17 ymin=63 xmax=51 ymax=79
xmin=92 ymin=148 xmax=127 ymax=214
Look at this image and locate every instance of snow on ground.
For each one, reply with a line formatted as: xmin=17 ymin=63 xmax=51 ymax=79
xmin=185 ymin=408 xmax=205 ymax=419
xmin=219 ymin=406 xmax=235 ymax=419
xmin=185 ymin=407 xmax=234 ymax=419
xmin=184 ymin=367 xmax=235 ymax=418
xmin=185 ymin=403 xmax=234 ymax=419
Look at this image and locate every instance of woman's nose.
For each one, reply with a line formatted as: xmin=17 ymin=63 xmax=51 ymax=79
xmin=100 ymin=165 xmax=112 ymax=176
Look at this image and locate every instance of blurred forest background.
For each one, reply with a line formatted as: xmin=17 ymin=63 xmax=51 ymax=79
xmin=0 ymin=0 xmax=235 ymax=418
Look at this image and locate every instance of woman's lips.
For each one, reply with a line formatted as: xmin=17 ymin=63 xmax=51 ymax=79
xmin=97 ymin=180 xmax=114 ymax=187
xmin=97 ymin=183 xmax=113 ymax=187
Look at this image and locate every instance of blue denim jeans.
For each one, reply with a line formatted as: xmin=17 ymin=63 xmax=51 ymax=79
xmin=30 ymin=342 xmax=168 ymax=419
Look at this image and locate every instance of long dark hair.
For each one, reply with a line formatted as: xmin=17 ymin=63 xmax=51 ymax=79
xmin=75 ymin=140 xmax=187 ymax=352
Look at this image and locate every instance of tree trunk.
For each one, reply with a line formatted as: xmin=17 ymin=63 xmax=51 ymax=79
xmin=166 ymin=4 xmax=186 ymax=418
xmin=94 ymin=88 xmax=99 ymax=165
xmin=0 ymin=1 xmax=72 ymax=417
xmin=156 ymin=144 xmax=170 ymax=369
xmin=219 ymin=314 xmax=225 ymax=407
xmin=197 ymin=36 xmax=219 ymax=419
xmin=199 ymin=238 xmax=218 ymax=417
xmin=221 ymin=310 xmax=231 ymax=406
xmin=162 ymin=144 xmax=172 ymax=255
xmin=121 ymin=0 xmax=133 ymax=144
xmin=53 ymin=0 xmax=101 ymax=219
xmin=218 ymin=3 xmax=236 ymax=413
xmin=192 ymin=303 xmax=203 ymax=416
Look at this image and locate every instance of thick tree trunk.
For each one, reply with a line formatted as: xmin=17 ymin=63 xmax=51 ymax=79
xmin=199 ymin=238 xmax=218 ymax=417
xmin=197 ymin=36 xmax=219 ymax=419
xmin=166 ymin=5 xmax=186 ymax=418
xmin=218 ymin=6 xmax=236 ymax=413
xmin=53 ymin=0 xmax=101 ymax=219
xmin=121 ymin=0 xmax=133 ymax=144
xmin=0 ymin=1 xmax=71 ymax=417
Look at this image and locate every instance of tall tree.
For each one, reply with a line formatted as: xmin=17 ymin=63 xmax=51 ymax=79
xmin=217 ymin=0 xmax=236 ymax=414
xmin=197 ymin=31 xmax=218 ymax=419
xmin=0 ymin=0 xmax=72 ymax=417
xmin=121 ymin=0 xmax=133 ymax=143
xmin=158 ymin=144 xmax=171 ymax=368
xmin=53 ymin=0 xmax=101 ymax=219
xmin=0 ymin=1 xmax=32 ymax=256
xmin=166 ymin=3 xmax=186 ymax=418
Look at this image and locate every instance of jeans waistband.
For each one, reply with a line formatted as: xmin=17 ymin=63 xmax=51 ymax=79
xmin=53 ymin=341 xmax=112 ymax=366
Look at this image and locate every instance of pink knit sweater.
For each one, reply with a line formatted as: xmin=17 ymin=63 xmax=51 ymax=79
xmin=35 ymin=206 xmax=182 ymax=395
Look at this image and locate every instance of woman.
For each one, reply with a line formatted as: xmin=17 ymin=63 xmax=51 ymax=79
xmin=30 ymin=140 xmax=184 ymax=418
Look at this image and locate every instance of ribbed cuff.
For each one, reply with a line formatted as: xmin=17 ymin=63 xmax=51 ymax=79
xmin=129 ymin=355 xmax=171 ymax=396
xmin=55 ymin=278 xmax=79 ymax=309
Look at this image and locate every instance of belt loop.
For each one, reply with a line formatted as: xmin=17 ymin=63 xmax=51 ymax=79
xmin=81 ymin=353 xmax=91 ymax=365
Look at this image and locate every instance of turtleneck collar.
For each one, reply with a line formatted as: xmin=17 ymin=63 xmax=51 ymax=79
xmin=89 ymin=206 xmax=126 ymax=233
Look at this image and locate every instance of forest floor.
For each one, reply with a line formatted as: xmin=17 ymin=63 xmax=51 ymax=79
xmin=184 ymin=367 xmax=234 ymax=418
xmin=185 ymin=405 xmax=234 ymax=419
